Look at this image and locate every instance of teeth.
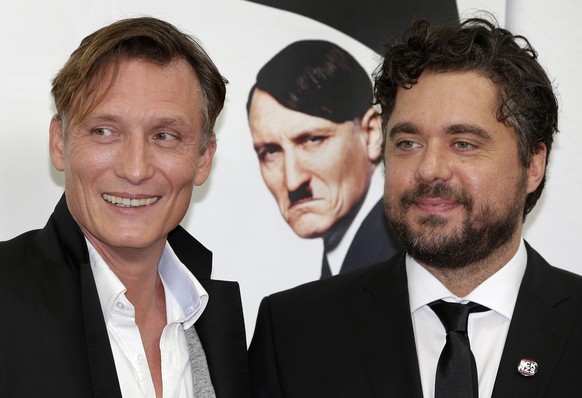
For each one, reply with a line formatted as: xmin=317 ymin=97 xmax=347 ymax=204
xmin=102 ymin=194 xmax=158 ymax=208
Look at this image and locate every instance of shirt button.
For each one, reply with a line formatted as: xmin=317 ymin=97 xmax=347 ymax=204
xmin=115 ymin=302 xmax=125 ymax=310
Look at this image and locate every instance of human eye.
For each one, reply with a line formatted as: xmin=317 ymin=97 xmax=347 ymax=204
xmin=91 ymin=127 xmax=114 ymax=137
xmin=153 ymin=132 xmax=178 ymax=141
xmin=396 ymin=140 xmax=420 ymax=150
xmin=307 ymin=135 xmax=325 ymax=143
xmin=256 ymin=144 xmax=281 ymax=163
xmin=300 ymin=134 xmax=327 ymax=150
xmin=453 ymin=141 xmax=476 ymax=151
xmin=152 ymin=130 xmax=183 ymax=148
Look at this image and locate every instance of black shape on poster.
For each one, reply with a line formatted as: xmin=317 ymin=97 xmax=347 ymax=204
xmin=245 ymin=0 xmax=458 ymax=52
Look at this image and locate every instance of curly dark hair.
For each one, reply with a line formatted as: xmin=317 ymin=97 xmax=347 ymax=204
xmin=373 ymin=17 xmax=558 ymax=217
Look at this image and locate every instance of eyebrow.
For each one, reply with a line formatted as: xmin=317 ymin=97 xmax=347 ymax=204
xmin=254 ymin=126 xmax=334 ymax=149
xmin=445 ymin=123 xmax=491 ymax=140
xmin=388 ymin=121 xmax=491 ymax=140
xmin=253 ymin=142 xmax=279 ymax=152
xmin=291 ymin=129 xmax=332 ymax=144
xmin=79 ymin=114 xmax=119 ymax=126
xmin=80 ymin=114 xmax=192 ymax=129
xmin=388 ymin=121 xmax=418 ymax=138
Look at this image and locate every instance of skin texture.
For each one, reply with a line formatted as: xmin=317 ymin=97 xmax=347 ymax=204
xmin=249 ymin=88 xmax=383 ymax=240
xmin=50 ymin=58 xmax=214 ymax=265
xmin=49 ymin=58 xmax=215 ymax=396
xmin=383 ymin=71 xmax=546 ymax=296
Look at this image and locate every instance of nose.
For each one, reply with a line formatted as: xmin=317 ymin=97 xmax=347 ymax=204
xmin=415 ymin=144 xmax=453 ymax=183
xmin=284 ymin=151 xmax=310 ymax=192
xmin=114 ymin=135 xmax=154 ymax=184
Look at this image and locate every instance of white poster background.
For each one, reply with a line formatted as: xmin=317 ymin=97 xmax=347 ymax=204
xmin=0 ymin=0 xmax=580 ymax=339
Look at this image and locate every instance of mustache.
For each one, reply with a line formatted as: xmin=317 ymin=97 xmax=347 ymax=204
xmin=288 ymin=182 xmax=312 ymax=205
xmin=400 ymin=182 xmax=473 ymax=209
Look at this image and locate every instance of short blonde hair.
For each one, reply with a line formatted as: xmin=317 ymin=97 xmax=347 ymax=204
xmin=51 ymin=17 xmax=227 ymax=150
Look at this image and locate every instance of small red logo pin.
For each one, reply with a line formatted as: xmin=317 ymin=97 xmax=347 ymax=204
xmin=517 ymin=359 xmax=538 ymax=376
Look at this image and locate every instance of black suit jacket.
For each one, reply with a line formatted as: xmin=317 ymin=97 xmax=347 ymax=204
xmin=0 ymin=195 xmax=250 ymax=398
xmin=340 ymin=199 xmax=401 ymax=274
xmin=249 ymin=243 xmax=582 ymax=397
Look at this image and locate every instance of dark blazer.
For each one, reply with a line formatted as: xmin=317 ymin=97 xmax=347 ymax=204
xmin=340 ymin=199 xmax=401 ymax=274
xmin=0 ymin=195 xmax=250 ymax=398
xmin=249 ymin=242 xmax=582 ymax=397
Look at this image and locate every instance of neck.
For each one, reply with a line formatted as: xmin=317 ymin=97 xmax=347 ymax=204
xmin=84 ymin=234 xmax=167 ymax=306
xmin=420 ymin=233 xmax=522 ymax=297
xmin=85 ymin=234 xmax=168 ymax=397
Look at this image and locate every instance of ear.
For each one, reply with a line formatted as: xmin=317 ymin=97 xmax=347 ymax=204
xmin=359 ymin=108 xmax=383 ymax=163
xmin=194 ymin=133 xmax=217 ymax=186
xmin=526 ymin=143 xmax=547 ymax=194
xmin=49 ymin=115 xmax=66 ymax=171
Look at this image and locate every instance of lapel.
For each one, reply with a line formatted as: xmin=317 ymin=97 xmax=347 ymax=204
xmin=492 ymin=242 xmax=576 ymax=398
xmin=49 ymin=196 xmax=248 ymax=397
xmin=169 ymin=228 xmax=250 ymax=398
xmin=345 ymin=252 xmax=424 ymax=397
xmin=51 ymin=195 xmax=123 ymax=398
xmin=341 ymin=199 xmax=401 ymax=274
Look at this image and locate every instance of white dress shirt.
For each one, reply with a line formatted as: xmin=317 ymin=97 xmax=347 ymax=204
xmin=87 ymin=239 xmax=209 ymax=398
xmin=326 ymin=166 xmax=385 ymax=275
xmin=407 ymin=239 xmax=527 ymax=398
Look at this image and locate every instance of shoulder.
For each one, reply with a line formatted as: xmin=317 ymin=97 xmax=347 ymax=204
xmin=548 ymin=265 xmax=582 ymax=301
xmin=262 ymin=252 xmax=405 ymax=315
xmin=525 ymin=242 xmax=582 ymax=287
xmin=0 ymin=229 xmax=44 ymax=274
xmin=270 ymin=261 xmax=380 ymax=299
xmin=0 ymin=229 xmax=40 ymax=252
xmin=0 ymin=212 xmax=84 ymax=302
xmin=523 ymin=242 xmax=582 ymax=307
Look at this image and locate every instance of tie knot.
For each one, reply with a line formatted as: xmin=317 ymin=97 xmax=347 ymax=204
xmin=429 ymin=300 xmax=488 ymax=333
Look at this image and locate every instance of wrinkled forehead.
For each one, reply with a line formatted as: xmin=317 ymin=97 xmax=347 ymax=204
xmin=64 ymin=57 xmax=201 ymax=132
xmin=249 ymin=88 xmax=358 ymax=142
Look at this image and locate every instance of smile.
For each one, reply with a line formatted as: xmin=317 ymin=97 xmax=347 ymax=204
xmin=102 ymin=194 xmax=158 ymax=208
xmin=414 ymin=197 xmax=461 ymax=211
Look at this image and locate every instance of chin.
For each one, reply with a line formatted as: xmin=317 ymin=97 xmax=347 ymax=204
xmin=289 ymin=220 xmax=330 ymax=240
xmin=293 ymin=230 xmax=323 ymax=239
xmin=100 ymin=230 xmax=158 ymax=249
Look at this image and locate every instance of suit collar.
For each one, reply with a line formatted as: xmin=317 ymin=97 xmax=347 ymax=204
xmin=345 ymin=252 xmax=424 ymax=397
xmin=168 ymin=224 xmax=213 ymax=280
xmin=48 ymin=194 xmax=89 ymax=266
xmin=342 ymin=242 xmax=575 ymax=398
xmin=341 ymin=199 xmax=401 ymax=273
xmin=45 ymin=194 xmax=219 ymax=397
xmin=43 ymin=195 xmax=123 ymax=397
xmin=195 ymin=279 xmax=250 ymax=397
xmin=47 ymin=194 xmax=214 ymax=280
xmin=492 ymin=242 xmax=575 ymax=398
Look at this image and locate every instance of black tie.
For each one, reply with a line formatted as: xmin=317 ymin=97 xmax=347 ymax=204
xmin=320 ymin=253 xmax=331 ymax=279
xmin=429 ymin=300 xmax=489 ymax=398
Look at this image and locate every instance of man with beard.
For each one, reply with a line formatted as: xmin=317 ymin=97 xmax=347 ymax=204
xmin=248 ymin=17 xmax=582 ymax=398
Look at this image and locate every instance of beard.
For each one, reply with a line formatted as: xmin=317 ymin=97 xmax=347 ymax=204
xmin=384 ymin=176 xmax=527 ymax=269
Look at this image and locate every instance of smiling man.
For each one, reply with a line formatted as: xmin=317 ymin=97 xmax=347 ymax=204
xmin=0 ymin=17 xmax=248 ymax=397
xmin=247 ymin=40 xmax=400 ymax=278
xmin=249 ymin=18 xmax=582 ymax=397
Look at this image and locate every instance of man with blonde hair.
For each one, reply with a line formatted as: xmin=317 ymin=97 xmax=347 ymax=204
xmin=0 ymin=17 xmax=248 ymax=397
